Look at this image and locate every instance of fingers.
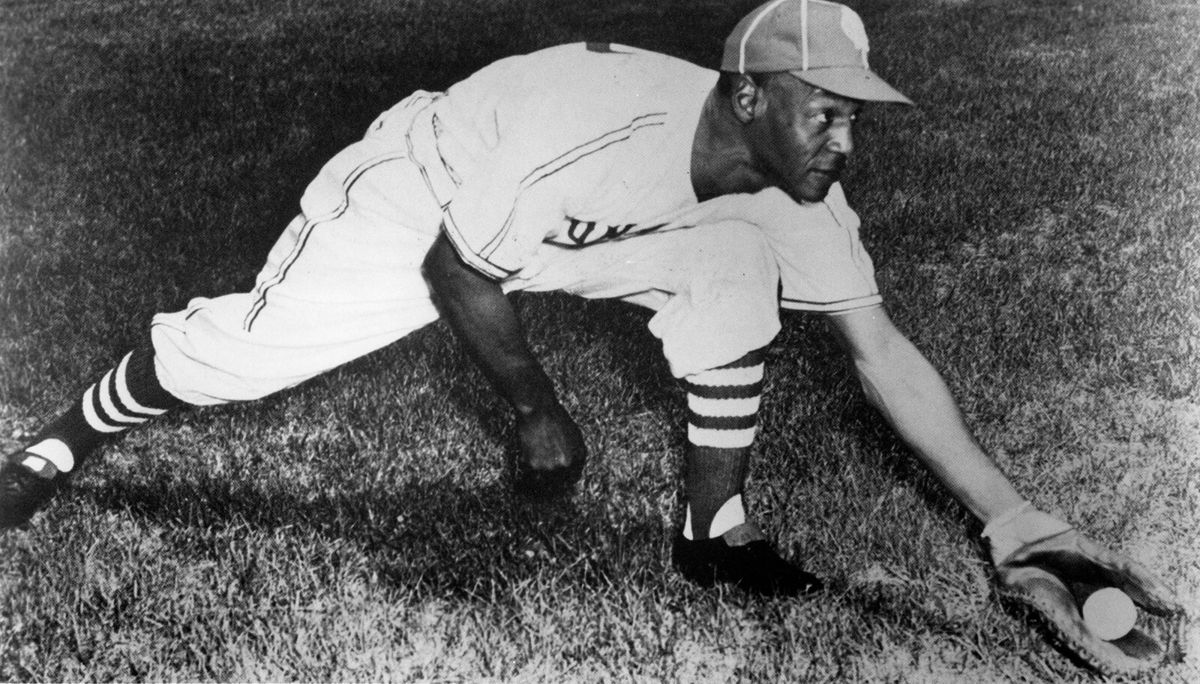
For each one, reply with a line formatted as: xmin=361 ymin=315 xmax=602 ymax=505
xmin=513 ymin=406 xmax=587 ymax=497
xmin=1076 ymin=536 xmax=1183 ymax=615
xmin=1012 ymin=530 xmax=1182 ymax=616
xmin=518 ymin=411 xmax=586 ymax=468
xmin=998 ymin=565 xmax=1162 ymax=676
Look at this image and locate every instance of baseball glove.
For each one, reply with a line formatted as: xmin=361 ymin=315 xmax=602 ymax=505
xmin=986 ymin=505 xmax=1185 ymax=676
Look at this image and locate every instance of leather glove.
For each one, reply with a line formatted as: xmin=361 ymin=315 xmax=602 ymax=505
xmin=984 ymin=503 xmax=1185 ymax=676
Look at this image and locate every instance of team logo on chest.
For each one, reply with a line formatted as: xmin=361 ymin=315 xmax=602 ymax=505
xmin=564 ymin=217 xmax=666 ymax=245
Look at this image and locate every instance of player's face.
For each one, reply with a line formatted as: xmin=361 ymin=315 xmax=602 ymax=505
xmin=753 ymin=76 xmax=861 ymax=203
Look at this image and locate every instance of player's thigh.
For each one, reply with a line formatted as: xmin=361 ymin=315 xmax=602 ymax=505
xmin=151 ymin=141 xmax=443 ymax=405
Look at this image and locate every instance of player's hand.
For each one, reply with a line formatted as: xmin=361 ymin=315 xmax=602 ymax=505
xmin=513 ymin=403 xmax=587 ymax=498
xmin=985 ymin=505 xmax=1184 ymax=676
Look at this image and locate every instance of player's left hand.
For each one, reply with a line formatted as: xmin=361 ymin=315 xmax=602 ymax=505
xmin=985 ymin=505 xmax=1185 ymax=676
xmin=513 ymin=403 xmax=587 ymax=497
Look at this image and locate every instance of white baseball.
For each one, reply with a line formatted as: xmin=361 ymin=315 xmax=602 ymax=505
xmin=1082 ymin=587 xmax=1137 ymax=641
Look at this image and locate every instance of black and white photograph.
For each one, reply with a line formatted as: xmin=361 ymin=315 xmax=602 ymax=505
xmin=1 ymin=0 xmax=1196 ymax=680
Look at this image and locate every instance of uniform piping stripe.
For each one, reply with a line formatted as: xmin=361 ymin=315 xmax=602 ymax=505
xmin=481 ymin=116 xmax=667 ymax=257
xmin=430 ymin=113 xmax=462 ymax=187
xmin=81 ymin=385 xmax=128 ymax=433
xmin=243 ymin=154 xmax=406 ymax=331
xmin=405 ymin=96 xmax=449 ymax=207
xmin=800 ymin=0 xmax=810 ymax=70
xmin=738 ymin=0 xmax=791 ymax=72
xmin=442 ymin=209 xmax=511 ymax=279
xmin=520 ymin=113 xmax=667 ymax=188
xmin=114 ymin=352 xmax=169 ymax=416
xmin=477 ymin=113 xmax=667 ymax=260
xmin=781 ymin=295 xmax=882 ymax=312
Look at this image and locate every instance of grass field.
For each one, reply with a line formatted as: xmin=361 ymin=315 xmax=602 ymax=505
xmin=1 ymin=0 xmax=1198 ymax=680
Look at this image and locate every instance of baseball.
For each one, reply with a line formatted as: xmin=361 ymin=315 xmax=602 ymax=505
xmin=1082 ymin=588 xmax=1137 ymax=641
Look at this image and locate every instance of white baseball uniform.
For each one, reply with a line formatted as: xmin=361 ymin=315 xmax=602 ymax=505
xmin=149 ymin=43 xmax=881 ymax=405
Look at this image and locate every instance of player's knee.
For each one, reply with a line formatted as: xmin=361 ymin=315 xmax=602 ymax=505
xmin=150 ymin=304 xmax=309 ymax=406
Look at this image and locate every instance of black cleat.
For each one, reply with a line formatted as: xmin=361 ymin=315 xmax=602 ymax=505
xmin=0 ymin=453 xmax=62 ymax=529
xmin=672 ymin=523 xmax=824 ymax=596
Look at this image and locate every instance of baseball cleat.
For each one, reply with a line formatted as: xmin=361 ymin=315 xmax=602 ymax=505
xmin=672 ymin=522 xmax=824 ymax=596
xmin=0 ymin=452 xmax=62 ymax=529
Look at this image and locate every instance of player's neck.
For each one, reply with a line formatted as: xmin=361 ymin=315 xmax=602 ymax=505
xmin=690 ymin=89 xmax=769 ymax=202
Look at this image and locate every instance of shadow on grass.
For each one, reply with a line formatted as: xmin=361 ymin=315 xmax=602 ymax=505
xmin=770 ymin=316 xmax=982 ymax=533
xmin=411 ymin=294 xmax=687 ymax=483
xmin=76 ymin=468 xmax=667 ymax=598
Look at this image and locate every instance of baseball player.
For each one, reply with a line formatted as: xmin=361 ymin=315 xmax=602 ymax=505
xmin=0 ymin=1 xmax=1182 ymax=674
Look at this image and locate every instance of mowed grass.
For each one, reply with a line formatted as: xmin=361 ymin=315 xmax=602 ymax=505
xmin=1 ymin=0 xmax=1197 ymax=680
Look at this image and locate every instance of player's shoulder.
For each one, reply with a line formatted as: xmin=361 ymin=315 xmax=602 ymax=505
xmin=440 ymin=42 xmax=714 ymax=156
xmin=823 ymin=183 xmax=862 ymax=225
xmin=476 ymin=42 xmax=715 ymax=93
xmin=737 ymin=183 xmax=860 ymax=224
xmin=825 ymin=182 xmax=849 ymax=208
xmin=523 ymin=42 xmax=707 ymax=70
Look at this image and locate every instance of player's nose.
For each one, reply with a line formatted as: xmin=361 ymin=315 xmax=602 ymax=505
xmin=827 ymin=125 xmax=853 ymax=156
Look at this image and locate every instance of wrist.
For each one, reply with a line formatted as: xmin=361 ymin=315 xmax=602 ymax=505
xmin=504 ymin=371 xmax=562 ymax=418
xmin=982 ymin=502 xmax=1073 ymax=564
xmin=981 ymin=500 xmax=1034 ymax=539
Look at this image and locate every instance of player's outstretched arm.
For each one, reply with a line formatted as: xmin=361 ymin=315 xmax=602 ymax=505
xmin=823 ymin=305 xmax=1025 ymax=523
xmin=423 ymin=231 xmax=586 ymax=495
xmin=823 ymin=305 xmax=1183 ymax=675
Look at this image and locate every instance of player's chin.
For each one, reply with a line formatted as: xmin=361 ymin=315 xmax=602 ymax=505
xmin=783 ymin=173 xmax=837 ymax=204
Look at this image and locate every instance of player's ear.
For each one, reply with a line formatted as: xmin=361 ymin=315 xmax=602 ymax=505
xmin=732 ymin=74 xmax=764 ymax=124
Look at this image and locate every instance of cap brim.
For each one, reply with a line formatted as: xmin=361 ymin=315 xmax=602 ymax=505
xmin=791 ymin=67 xmax=913 ymax=105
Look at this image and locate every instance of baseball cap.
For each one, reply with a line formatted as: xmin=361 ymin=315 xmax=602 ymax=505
xmin=722 ymin=0 xmax=913 ymax=105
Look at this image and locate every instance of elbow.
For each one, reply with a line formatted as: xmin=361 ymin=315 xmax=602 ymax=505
xmin=849 ymin=334 xmax=915 ymax=417
xmin=423 ymin=233 xmax=476 ymax=300
xmin=422 ymin=234 xmax=452 ymax=285
xmin=850 ymin=337 xmax=936 ymax=421
xmin=424 ymin=232 xmax=497 ymax=290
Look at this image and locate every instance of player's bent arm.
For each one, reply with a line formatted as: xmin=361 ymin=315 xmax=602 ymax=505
xmin=422 ymin=230 xmax=562 ymax=417
xmin=823 ymin=305 xmax=1025 ymax=525
xmin=423 ymin=231 xmax=587 ymax=479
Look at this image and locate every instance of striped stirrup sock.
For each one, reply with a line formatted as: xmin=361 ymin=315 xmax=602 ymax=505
xmin=681 ymin=351 xmax=764 ymax=539
xmin=22 ymin=348 xmax=180 ymax=476
xmin=684 ymin=351 xmax=763 ymax=450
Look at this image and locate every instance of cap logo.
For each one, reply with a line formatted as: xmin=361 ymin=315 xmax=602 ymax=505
xmin=721 ymin=0 xmax=912 ymax=104
xmin=839 ymin=5 xmax=870 ymax=67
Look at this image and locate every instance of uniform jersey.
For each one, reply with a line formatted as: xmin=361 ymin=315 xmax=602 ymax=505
xmin=149 ymin=41 xmax=883 ymax=404
xmin=405 ymin=42 xmax=715 ymax=279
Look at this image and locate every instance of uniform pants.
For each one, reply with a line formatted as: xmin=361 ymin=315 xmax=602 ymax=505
xmin=149 ymin=145 xmax=781 ymax=406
